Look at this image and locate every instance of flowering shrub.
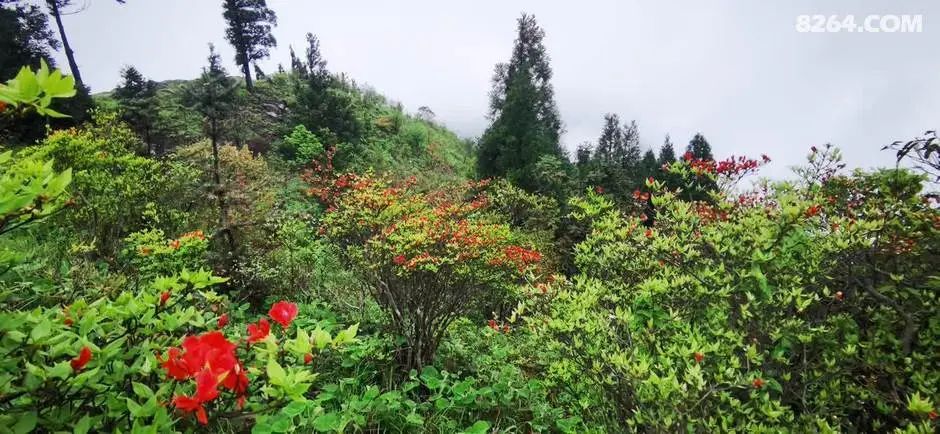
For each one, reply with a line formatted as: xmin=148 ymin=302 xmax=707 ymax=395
xmin=123 ymin=228 xmax=210 ymax=278
xmin=307 ymin=159 xmax=544 ymax=371
xmin=525 ymin=150 xmax=940 ymax=431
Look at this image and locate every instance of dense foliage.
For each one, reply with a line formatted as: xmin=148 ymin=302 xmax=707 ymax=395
xmin=0 ymin=5 xmax=937 ymax=433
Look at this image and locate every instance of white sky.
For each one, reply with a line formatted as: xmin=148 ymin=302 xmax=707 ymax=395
xmin=43 ymin=0 xmax=939 ymax=178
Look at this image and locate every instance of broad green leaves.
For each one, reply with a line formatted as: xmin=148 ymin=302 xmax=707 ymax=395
xmin=0 ymin=60 xmax=76 ymax=118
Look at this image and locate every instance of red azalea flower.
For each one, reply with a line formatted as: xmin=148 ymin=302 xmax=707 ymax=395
xmin=194 ymin=368 xmax=220 ymax=402
xmin=247 ymin=318 xmax=271 ymax=344
xmin=159 ymin=347 xmax=190 ymax=381
xmin=393 ymin=254 xmax=407 ymax=265
xmin=173 ymin=395 xmax=208 ymax=425
xmin=804 ymin=204 xmax=821 ymax=218
xmin=594 ymin=186 xmax=605 ymax=194
xmin=268 ymin=301 xmax=298 ymax=328
xmin=64 ymin=317 xmax=73 ymax=327
xmin=683 ymin=151 xmax=694 ymax=161
xmin=217 ymin=314 xmax=229 ymax=328
xmin=502 ymin=324 xmax=510 ymax=334
xmin=70 ymin=346 xmax=92 ymax=371
xmin=645 ymin=229 xmax=653 ymax=238
xmin=752 ymin=378 xmax=765 ymax=389
xmin=694 ymin=352 xmax=704 ymax=363
xmin=304 ymin=353 xmax=313 ymax=364
xmin=160 ymin=291 xmax=171 ymax=306
xmin=928 ymin=410 xmax=937 ymax=420
xmin=487 ymin=319 xmax=498 ymax=331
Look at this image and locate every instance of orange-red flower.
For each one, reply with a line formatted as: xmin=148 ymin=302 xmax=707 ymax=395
xmin=304 ymin=353 xmax=313 ymax=364
xmin=268 ymin=301 xmax=298 ymax=328
xmin=804 ymin=204 xmax=821 ymax=218
xmin=247 ymin=318 xmax=271 ymax=344
xmin=694 ymin=352 xmax=704 ymax=363
xmin=393 ymin=254 xmax=407 ymax=265
xmin=752 ymin=378 xmax=765 ymax=389
xmin=173 ymin=395 xmax=208 ymax=425
xmin=217 ymin=314 xmax=229 ymax=328
xmin=71 ymin=346 xmax=92 ymax=371
xmin=160 ymin=291 xmax=171 ymax=306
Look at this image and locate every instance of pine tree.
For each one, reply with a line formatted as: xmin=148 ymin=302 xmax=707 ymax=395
xmin=114 ymin=65 xmax=158 ymax=154
xmin=687 ymin=132 xmax=713 ymax=160
xmin=619 ymin=119 xmax=642 ymax=172
xmin=477 ymin=13 xmax=563 ymax=191
xmin=658 ymin=134 xmax=676 ymax=164
xmin=291 ymin=33 xmax=361 ymax=145
xmin=253 ymin=64 xmax=265 ymax=80
xmin=183 ymin=44 xmax=239 ymax=270
xmin=222 ymin=0 xmax=277 ymax=91
xmin=596 ymin=113 xmax=622 ymax=163
xmin=1 ymin=1 xmax=58 ymax=79
xmin=641 ymin=148 xmax=658 ymax=179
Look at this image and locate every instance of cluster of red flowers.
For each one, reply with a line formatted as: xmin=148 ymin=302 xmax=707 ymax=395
xmin=160 ymin=332 xmax=248 ymax=425
xmin=180 ymin=230 xmax=206 ymax=241
xmin=157 ymin=301 xmax=298 ymax=425
xmin=804 ymin=204 xmax=822 ymax=218
xmin=487 ymin=319 xmax=510 ymax=334
xmin=495 ymin=245 xmax=542 ymax=272
xmin=694 ymin=203 xmax=729 ymax=223
xmin=632 ymin=189 xmax=651 ymax=202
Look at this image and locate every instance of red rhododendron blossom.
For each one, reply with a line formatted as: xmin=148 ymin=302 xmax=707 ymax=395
xmin=487 ymin=319 xmax=498 ymax=331
xmin=217 ymin=314 xmax=229 ymax=328
xmin=70 ymin=346 xmax=92 ymax=371
xmin=173 ymin=395 xmax=208 ymax=425
xmin=804 ymin=204 xmax=822 ymax=218
xmin=694 ymin=352 xmax=704 ymax=363
xmin=752 ymin=378 xmax=765 ymax=389
xmin=159 ymin=347 xmax=190 ymax=381
xmin=645 ymin=229 xmax=653 ymax=238
xmin=160 ymin=291 xmax=171 ymax=306
xmin=247 ymin=318 xmax=271 ymax=344
xmin=393 ymin=254 xmax=407 ymax=265
xmin=268 ymin=301 xmax=298 ymax=328
xmin=304 ymin=353 xmax=313 ymax=364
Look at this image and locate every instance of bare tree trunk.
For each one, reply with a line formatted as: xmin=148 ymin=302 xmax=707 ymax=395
xmin=47 ymin=1 xmax=84 ymax=89
xmin=241 ymin=60 xmax=253 ymax=91
xmin=210 ymin=120 xmax=236 ymax=274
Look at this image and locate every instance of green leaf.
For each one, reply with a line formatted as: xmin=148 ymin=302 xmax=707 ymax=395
xmin=73 ymin=415 xmax=93 ymax=434
xmin=312 ymin=412 xmax=340 ymax=432
xmin=13 ymin=411 xmax=37 ymax=434
xmin=267 ymin=359 xmax=287 ymax=386
xmin=460 ymin=420 xmax=490 ymax=434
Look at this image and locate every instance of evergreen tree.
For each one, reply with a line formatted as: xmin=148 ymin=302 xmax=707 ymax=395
xmin=641 ymin=148 xmax=658 ymax=179
xmin=687 ymin=132 xmax=713 ymax=160
xmin=253 ymin=64 xmax=265 ymax=80
xmin=595 ymin=113 xmax=622 ymax=163
xmin=222 ymin=0 xmax=277 ymax=91
xmin=0 ymin=1 xmax=58 ymax=79
xmin=658 ymin=134 xmax=676 ymax=164
xmin=477 ymin=13 xmax=563 ymax=191
xmin=183 ymin=44 xmax=239 ymax=270
xmin=114 ymin=65 xmax=158 ymax=154
xmin=682 ymin=133 xmax=718 ymax=201
xmin=618 ymin=119 xmax=642 ymax=173
xmin=291 ymin=33 xmax=361 ymax=145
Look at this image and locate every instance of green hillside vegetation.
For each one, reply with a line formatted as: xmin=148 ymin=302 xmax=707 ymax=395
xmin=0 ymin=3 xmax=938 ymax=433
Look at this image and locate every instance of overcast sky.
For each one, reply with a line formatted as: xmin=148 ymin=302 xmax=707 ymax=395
xmin=44 ymin=0 xmax=938 ymax=178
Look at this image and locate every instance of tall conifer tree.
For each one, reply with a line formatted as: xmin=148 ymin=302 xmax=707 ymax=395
xmin=222 ymin=0 xmax=277 ymax=91
xmin=477 ymin=13 xmax=563 ymax=191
